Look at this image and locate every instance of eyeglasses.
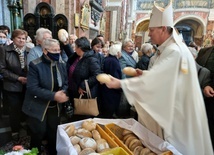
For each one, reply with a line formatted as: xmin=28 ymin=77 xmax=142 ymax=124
xmin=45 ymin=48 xmax=61 ymax=53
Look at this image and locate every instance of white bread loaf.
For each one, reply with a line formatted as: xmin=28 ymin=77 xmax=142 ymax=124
xmin=82 ymin=119 xmax=97 ymax=131
xmin=79 ymin=137 xmax=97 ymax=150
xmin=65 ymin=124 xmax=75 ymax=137
xmin=58 ymin=29 xmax=68 ymax=43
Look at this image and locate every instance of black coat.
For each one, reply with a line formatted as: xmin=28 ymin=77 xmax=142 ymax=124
xmin=67 ymin=50 xmax=101 ymax=100
xmin=100 ymin=55 xmax=122 ymax=117
xmin=0 ymin=43 xmax=27 ymax=92
xmin=22 ymin=54 xmax=68 ymax=121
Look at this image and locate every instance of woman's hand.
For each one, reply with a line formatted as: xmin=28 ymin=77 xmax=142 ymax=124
xmin=203 ymin=86 xmax=214 ymax=97
xmin=18 ymin=77 xmax=27 ymax=84
xmin=135 ymin=68 xmax=143 ymax=76
xmin=54 ymin=90 xmax=69 ymax=103
xmin=78 ymin=87 xmax=86 ymax=96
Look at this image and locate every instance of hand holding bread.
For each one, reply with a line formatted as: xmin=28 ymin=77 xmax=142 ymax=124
xmin=96 ymin=73 xmax=111 ymax=84
xmin=58 ymin=29 xmax=69 ymax=43
xmin=122 ymin=67 xmax=137 ymax=76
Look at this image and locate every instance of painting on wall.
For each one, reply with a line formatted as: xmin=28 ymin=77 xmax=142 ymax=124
xmin=80 ymin=0 xmax=90 ymax=31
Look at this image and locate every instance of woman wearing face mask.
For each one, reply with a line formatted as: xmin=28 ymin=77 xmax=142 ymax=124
xmin=22 ymin=38 xmax=69 ymax=155
xmin=0 ymin=30 xmax=7 ymax=46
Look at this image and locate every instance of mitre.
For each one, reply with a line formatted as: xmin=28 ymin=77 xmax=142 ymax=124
xmin=149 ymin=0 xmax=173 ymax=28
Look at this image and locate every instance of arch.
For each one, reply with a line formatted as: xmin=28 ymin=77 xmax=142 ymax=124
xmin=134 ymin=17 xmax=150 ymax=33
xmin=174 ymin=14 xmax=206 ymax=35
xmin=134 ymin=13 xmax=206 ymax=35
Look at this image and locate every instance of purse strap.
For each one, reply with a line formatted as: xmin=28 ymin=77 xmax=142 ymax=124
xmin=85 ymin=80 xmax=92 ymax=99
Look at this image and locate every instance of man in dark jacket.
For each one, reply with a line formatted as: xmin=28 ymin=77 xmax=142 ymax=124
xmin=196 ymin=46 xmax=214 ymax=150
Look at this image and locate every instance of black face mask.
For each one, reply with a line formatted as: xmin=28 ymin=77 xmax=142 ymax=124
xmin=47 ymin=51 xmax=60 ymax=61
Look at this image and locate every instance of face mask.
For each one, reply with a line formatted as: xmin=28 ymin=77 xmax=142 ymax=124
xmin=47 ymin=52 xmax=60 ymax=61
xmin=0 ymin=38 xmax=7 ymax=45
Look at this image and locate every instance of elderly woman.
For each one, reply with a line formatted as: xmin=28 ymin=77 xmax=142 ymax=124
xmin=22 ymin=38 xmax=68 ymax=155
xmin=0 ymin=29 xmax=28 ymax=140
xmin=67 ymin=36 xmax=101 ymax=121
xmin=119 ymin=39 xmax=138 ymax=79
xmin=137 ymin=43 xmax=154 ymax=70
xmin=100 ymin=43 xmax=122 ymax=118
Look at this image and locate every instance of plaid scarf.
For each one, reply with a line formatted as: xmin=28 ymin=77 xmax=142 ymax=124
xmin=14 ymin=45 xmax=25 ymax=69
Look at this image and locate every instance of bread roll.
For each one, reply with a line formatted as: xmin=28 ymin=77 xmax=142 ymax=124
xmin=122 ymin=67 xmax=137 ymax=76
xmin=96 ymin=74 xmax=111 ymax=84
xmin=140 ymin=148 xmax=151 ymax=155
xmin=96 ymin=138 xmax=110 ymax=153
xmin=148 ymin=153 xmax=156 ymax=155
xmin=79 ymin=148 xmax=95 ymax=155
xmin=70 ymin=136 xmax=81 ymax=145
xmin=76 ymin=128 xmax=92 ymax=138
xmin=123 ymin=133 xmax=136 ymax=142
xmin=73 ymin=144 xmax=81 ymax=154
xmin=133 ymin=146 xmax=144 ymax=155
xmin=79 ymin=137 xmax=97 ymax=150
xmin=125 ymin=136 xmax=138 ymax=147
xmin=92 ymin=130 xmax=101 ymax=140
xmin=82 ymin=119 xmax=97 ymax=131
xmin=65 ymin=124 xmax=75 ymax=137
xmin=122 ymin=129 xmax=133 ymax=136
xmin=58 ymin=29 xmax=68 ymax=43
xmin=129 ymin=139 xmax=142 ymax=151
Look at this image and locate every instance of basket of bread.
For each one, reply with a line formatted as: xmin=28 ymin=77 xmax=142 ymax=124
xmin=104 ymin=123 xmax=172 ymax=155
xmin=57 ymin=118 xmax=181 ymax=155
xmin=57 ymin=119 xmax=126 ymax=155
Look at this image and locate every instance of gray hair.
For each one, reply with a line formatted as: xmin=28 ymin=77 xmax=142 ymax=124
xmin=35 ymin=28 xmax=52 ymax=41
xmin=109 ymin=43 xmax=122 ymax=56
xmin=122 ymin=39 xmax=134 ymax=49
xmin=140 ymin=43 xmax=153 ymax=54
xmin=42 ymin=38 xmax=59 ymax=50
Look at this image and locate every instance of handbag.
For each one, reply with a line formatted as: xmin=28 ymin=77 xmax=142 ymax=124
xmin=73 ymin=80 xmax=99 ymax=116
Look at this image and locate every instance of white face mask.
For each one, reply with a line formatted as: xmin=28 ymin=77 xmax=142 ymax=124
xmin=0 ymin=38 xmax=7 ymax=45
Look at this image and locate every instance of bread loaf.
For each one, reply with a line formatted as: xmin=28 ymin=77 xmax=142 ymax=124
xmin=58 ymin=29 xmax=68 ymax=43
xmin=92 ymin=130 xmax=101 ymax=140
xmin=76 ymin=128 xmax=92 ymax=138
xmin=79 ymin=137 xmax=97 ymax=150
xmin=122 ymin=129 xmax=133 ymax=136
xmin=79 ymin=148 xmax=95 ymax=155
xmin=122 ymin=67 xmax=137 ymax=76
xmin=123 ymin=133 xmax=136 ymax=142
xmin=96 ymin=138 xmax=110 ymax=153
xmin=82 ymin=119 xmax=97 ymax=131
xmin=140 ymin=148 xmax=151 ymax=155
xmin=96 ymin=74 xmax=111 ymax=84
xmin=70 ymin=136 xmax=81 ymax=145
xmin=73 ymin=144 xmax=81 ymax=154
xmin=65 ymin=124 xmax=75 ymax=137
xmin=124 ymin=135 xmax=138 ymax=146
xmin=133 ymin=146 xmax=144 ymax=155
xmin=129 ymin=139 xmax=142 ymax=151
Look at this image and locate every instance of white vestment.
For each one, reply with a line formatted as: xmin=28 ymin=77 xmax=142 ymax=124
xmin=121 ymin=34 xmax=213 ymax=155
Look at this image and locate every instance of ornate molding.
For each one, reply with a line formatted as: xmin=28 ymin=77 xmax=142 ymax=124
xmin=90 ymin=0 xmax=104 ymax=26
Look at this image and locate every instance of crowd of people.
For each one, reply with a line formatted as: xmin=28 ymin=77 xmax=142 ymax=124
xmin=0 ymin=1 xmax=214 ymax=154
xmin=0 ymin=25 xmax=140 ymax=154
